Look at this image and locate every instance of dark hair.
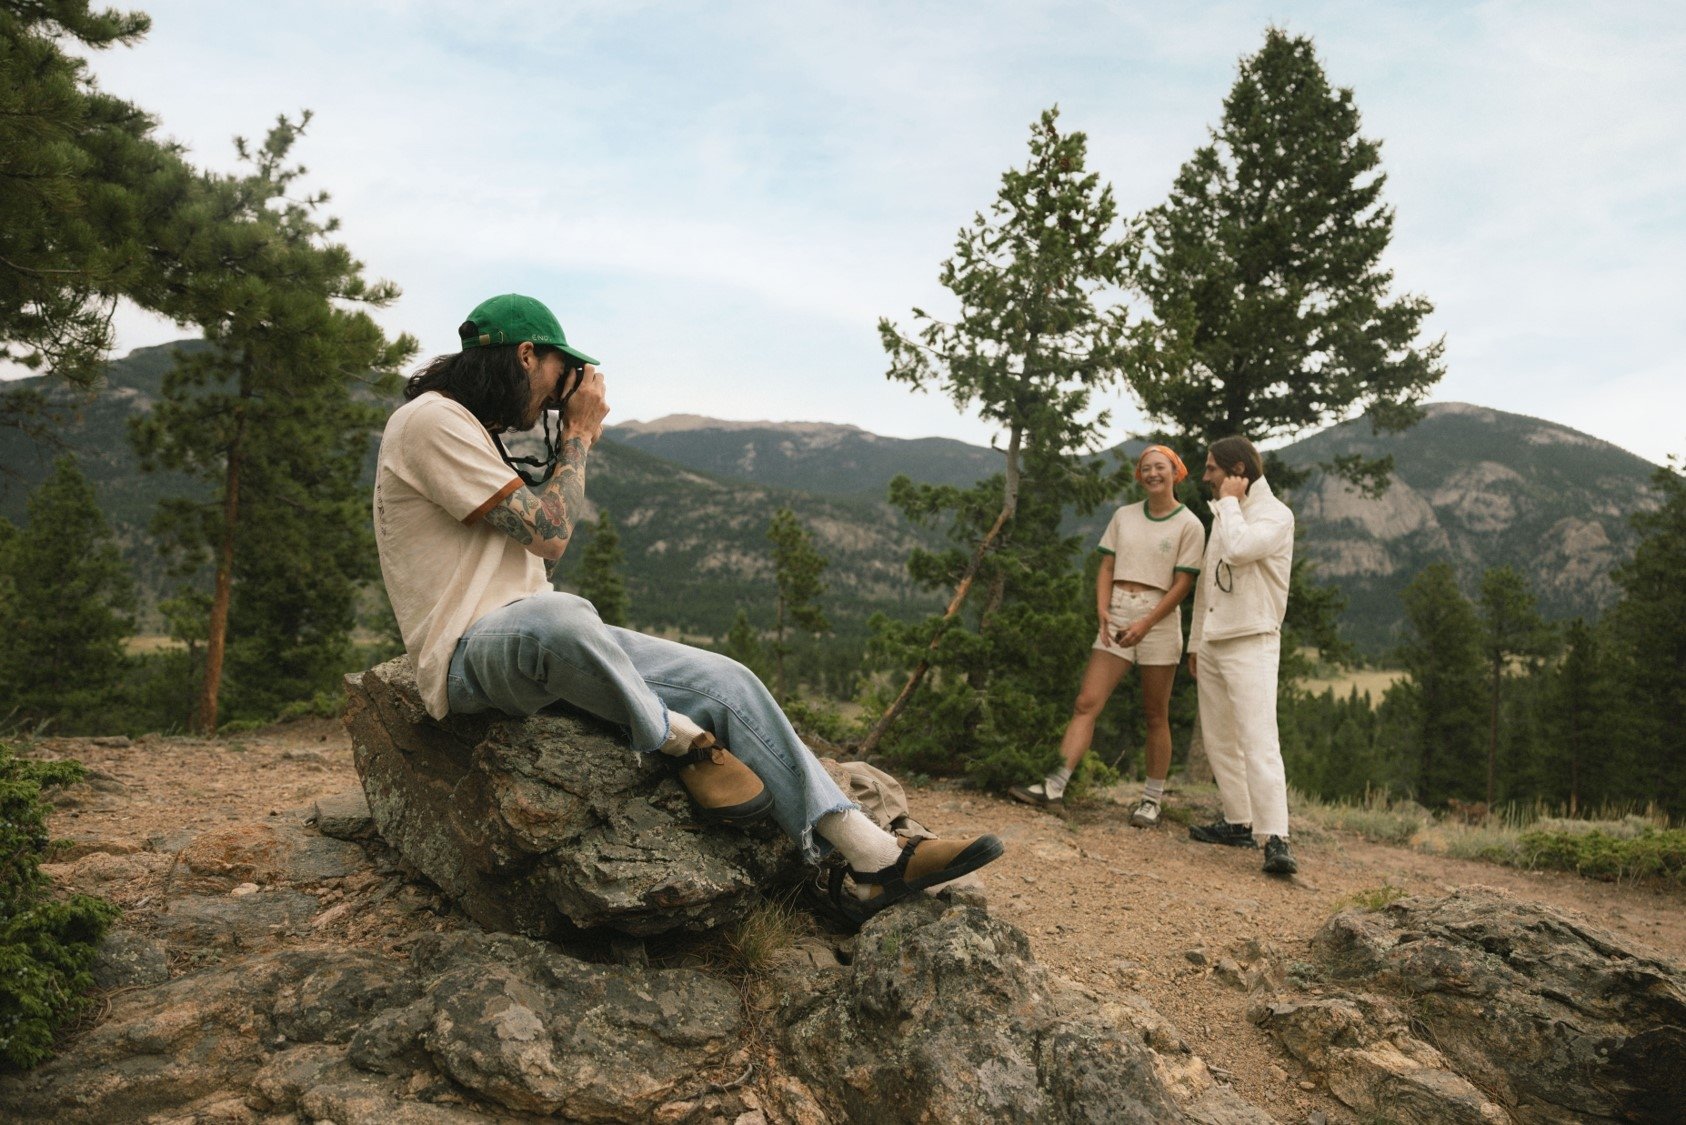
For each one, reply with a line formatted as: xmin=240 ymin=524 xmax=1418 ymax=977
xmin=1207 ymin=435 xmax=1263 ymax=483
xmin=403 ymin=334 xmax=568 ymax=433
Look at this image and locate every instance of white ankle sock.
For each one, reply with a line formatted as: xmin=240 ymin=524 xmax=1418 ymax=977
xmin=657 ymin=712 xmax=707 ymax=756
xmin=1143 ymin=777 xmax=1165 ymax=803
xmin=1044 ymin=764 xmax=1074 ymax=799
xmin=817 ymin=809 xmax=904 ymax=878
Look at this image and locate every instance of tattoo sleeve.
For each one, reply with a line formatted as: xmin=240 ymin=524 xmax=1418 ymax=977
xmin=485 ymin=436 xmax=591 ymax=568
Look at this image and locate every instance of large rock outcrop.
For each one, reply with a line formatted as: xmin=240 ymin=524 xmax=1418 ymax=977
xmin=1255 ymin=887 xmax=1686 ymax=1123
xmin=343 ymin=656 xmax=801 ymax=939
xmin=2 ymin=928 xmax=747 ymax=1123
xmin=779 ymin=897 xmax=1186 ymax=1123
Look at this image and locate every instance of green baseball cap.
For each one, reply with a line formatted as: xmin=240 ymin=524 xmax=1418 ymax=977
xmin=458 ymin=293 xmax=599 ymax=366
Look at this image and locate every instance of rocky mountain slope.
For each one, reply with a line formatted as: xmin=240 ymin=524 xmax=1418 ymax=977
xmin=0 ymin=343 xmax=1662 ymax=649
xmin=1277 ymin=403 xmax=1660 ymax=648
xmin=609 ymin=405 xmax=1663 ymax=650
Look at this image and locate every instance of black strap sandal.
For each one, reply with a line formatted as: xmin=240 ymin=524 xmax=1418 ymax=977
xmin=804 ymin=835 xmax=1005 ymax=932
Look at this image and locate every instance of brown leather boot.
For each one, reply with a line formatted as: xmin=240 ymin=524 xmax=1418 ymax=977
xmin=665 ymin=733 xmax=773 ymax=825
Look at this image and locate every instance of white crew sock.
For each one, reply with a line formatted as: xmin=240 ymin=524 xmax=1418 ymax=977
xmin=1044 ymin=764 xmax=1074 ymax=799
xmin=1143 ymin=777 xmax=1165 ymax=804
xmin=817 ymin=808 xmax=905 ymax=883
xmin=657 ymin=712 xmax=708 ymax=756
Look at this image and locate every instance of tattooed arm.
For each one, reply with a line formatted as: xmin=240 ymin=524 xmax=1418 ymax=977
xmin=481 ymin=436 xmax=591 ymax=577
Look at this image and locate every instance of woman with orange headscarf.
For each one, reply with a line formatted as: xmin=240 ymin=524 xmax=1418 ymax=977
xmin=1010 ymin=445 xmax=1204 ymax=824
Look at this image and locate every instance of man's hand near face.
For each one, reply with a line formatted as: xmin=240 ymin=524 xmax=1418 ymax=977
xmin=1217 ymin=473 xmax=1248 ymax=502
xmin=563 ymin=365 xmax=610 ymax=445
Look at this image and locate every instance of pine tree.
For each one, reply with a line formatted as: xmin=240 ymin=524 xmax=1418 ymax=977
xmin=1541 ymin=619 xmax=1607 ymax=813
xmin=129 ymin=115 xmax=415 ymax=733
xmin=577 ymin=511 xmax=630 ymax=627
xmin=1475 ymin=566 xmax=1552 ymax=804
xmin=0 ymin=457 xmax=135 ymax=725
xmin=1126 ymin=27 xmax=1444 ymax=494
xmin=723 ymin=608 xmax=766 ymax=683
xmin=863 ymin=106 xmax=1129 ymax=758
xmin=767 ymin=507 xmax=829 ymax=703
xmin=1396 ymin=562 xmax=1486 ymax=805
xmin=0 ymin=1 xmax=206 ymax=436
xmin=1607 ymin=461 xmax=1686 ymax=816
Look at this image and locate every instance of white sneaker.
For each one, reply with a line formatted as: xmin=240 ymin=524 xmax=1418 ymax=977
xmin=1128 ymin=797 xmax=1161 ymax=828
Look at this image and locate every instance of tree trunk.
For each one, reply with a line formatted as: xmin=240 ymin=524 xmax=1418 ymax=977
xmin=196 ymin=400 xmax=246 ymax=736
xmin=1486 ymin=658 xmax=1500 ymax=806
xmin=858 ymin=425 xmax=1023 ymax=757
xmin=774 ymin=595 xmax=787 ymax=704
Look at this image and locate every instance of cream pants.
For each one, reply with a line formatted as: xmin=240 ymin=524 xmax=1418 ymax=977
xmin=1197 ymin=630 xmax=1289 ymax=840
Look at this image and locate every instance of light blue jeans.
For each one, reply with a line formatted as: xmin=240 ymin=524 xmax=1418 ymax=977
xmin=446 ymin=591 xmax=852 ymax=860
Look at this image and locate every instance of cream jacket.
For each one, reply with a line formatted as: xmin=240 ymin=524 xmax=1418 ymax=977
xmin=1189 ymin=476 xmax=1294 ymax=649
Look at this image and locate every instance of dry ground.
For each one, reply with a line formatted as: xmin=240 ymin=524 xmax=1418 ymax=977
xmin=38 ymin=720 xmax=1686 ymax=1124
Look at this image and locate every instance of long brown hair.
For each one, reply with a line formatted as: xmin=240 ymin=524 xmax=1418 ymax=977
xmin=1207 ymin=435 xmax=1263 ymax=483
xmin=403 ymin=337 xmax=561 ymax=433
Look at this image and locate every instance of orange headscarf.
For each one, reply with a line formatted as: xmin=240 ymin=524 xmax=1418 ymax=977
xmin=1134 ymin=444 xmax=1188 ymax=484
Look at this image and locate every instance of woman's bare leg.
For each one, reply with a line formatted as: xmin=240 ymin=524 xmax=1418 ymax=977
xmin=1138 ymin=663 xmax=1178 ymax=782
xmin=1058 ymin=649 xmax=1133 ymax=771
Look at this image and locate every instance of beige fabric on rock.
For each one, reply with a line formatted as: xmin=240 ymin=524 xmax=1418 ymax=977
xmin=819 ymin=758 xmax=935 ymax=842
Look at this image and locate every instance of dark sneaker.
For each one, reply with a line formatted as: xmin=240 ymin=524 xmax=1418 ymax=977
xmin=1188 ymin=818 xmax=1257 ymax=848
xmin=1008 ymin=781 xmax=1064 ymax=810
xmin=1128 ymin=797 xmax=1162 ymax=828
xmin=1263 ymin=835 xmax=1298 ymax=875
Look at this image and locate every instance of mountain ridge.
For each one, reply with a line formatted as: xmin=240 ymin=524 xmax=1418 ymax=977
xmin=0 ymin=343 xmax=1662 ymax=651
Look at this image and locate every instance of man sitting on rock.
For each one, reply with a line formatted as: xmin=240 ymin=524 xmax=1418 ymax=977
xmin=372 ymin=293 xmax=1003 ymax=921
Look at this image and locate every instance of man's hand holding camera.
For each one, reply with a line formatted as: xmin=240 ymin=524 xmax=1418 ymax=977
xmin=562 ymin=364 xmax=610 ymax=445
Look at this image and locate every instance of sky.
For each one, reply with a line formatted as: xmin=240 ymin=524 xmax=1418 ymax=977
xmin=76 ymin=0 xmax=1685 ymax=465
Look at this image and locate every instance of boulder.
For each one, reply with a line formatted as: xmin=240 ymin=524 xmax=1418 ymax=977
xmin=343 ymin=657 xmax=801 ymax=938
xmin=778 ymin=898 xmax=1183 ymax=1122
xmin=2 ymin=928 xmax=746 ymax=1122
xmin=1259 ymin=887 xmax=1686 ymax=1124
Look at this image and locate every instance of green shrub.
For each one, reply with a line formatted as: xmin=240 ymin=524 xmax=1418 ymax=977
xmin=1064 ymin=753 xmax=1121 ymax=802
xmin=1517 ymin=826 xmax=1686 ymax=884
xmin=0 ymin=743 xmax=119 ymax=1069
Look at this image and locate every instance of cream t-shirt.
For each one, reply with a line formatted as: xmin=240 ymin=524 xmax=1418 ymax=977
xmin=1097 ymin=501 xmax=1205 ymax=589
xmin=373 ymin=392 xmax=547 ymax=718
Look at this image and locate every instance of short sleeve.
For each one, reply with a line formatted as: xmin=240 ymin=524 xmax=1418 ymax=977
xmin=1097 ymin=508 xmax=1124 ymax=556
xmin=396 ymin=398 xmax=524 ymax=524
xmin=1174 ymin=512 xmax=1205 ymax=575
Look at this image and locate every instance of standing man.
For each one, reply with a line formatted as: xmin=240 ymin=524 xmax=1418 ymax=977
xmin=372 ymin=293 xmax=1002 ymax=917
xmin=1186 ymin=436 xmax=1298 ymax=875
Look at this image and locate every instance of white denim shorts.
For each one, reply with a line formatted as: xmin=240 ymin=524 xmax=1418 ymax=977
xmin=1093 ymin=587 xmax=1183 ymax=666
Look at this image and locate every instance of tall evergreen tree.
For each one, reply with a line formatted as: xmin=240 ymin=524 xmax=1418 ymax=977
xmin=0 ymin=1 xmax=207 ymax=438
xmin=767 ymin=507 xmax=829 ymax=703
xmin=1606 ymin=461 xmax=1686 ymax=815
xmin=1395 ymin=562 xmax=1486 ymax=805
xmin=577 ymin=511 xmax=630 ymax=627
xmin=1475 ymin=566 xmax=1551 ymax=804
xmin=129 ymin=115 xmax=414 ymax=733
xmin=723 ymin=608 xmax=766 ymax=683
xmin=1126 ymin=27 xmax=1444 ymax=494
xmin=0 ymin=457 xmax=135 ymax=725
xmin=1540 ymin=619 xmax=1607 ymax=813
xmin=863 ymin=106 xmax=1129 ymax=757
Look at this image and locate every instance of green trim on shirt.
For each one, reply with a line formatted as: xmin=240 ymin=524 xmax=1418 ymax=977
xmin=1143 ymin=502 xmax=1188 ymax=523
xmin=1174 ymin=565 xmax=1202 ymax=575
xmin=1097 ymin=547 xmax=1116 ymax=556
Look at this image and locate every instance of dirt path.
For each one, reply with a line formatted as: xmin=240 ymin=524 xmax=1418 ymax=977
xmin=40 ymin=722 xmax=1686 ymax=1124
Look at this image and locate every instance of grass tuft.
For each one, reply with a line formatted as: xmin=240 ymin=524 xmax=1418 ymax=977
xmin=1331 ymin=883 xmax=1409 ymax=913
